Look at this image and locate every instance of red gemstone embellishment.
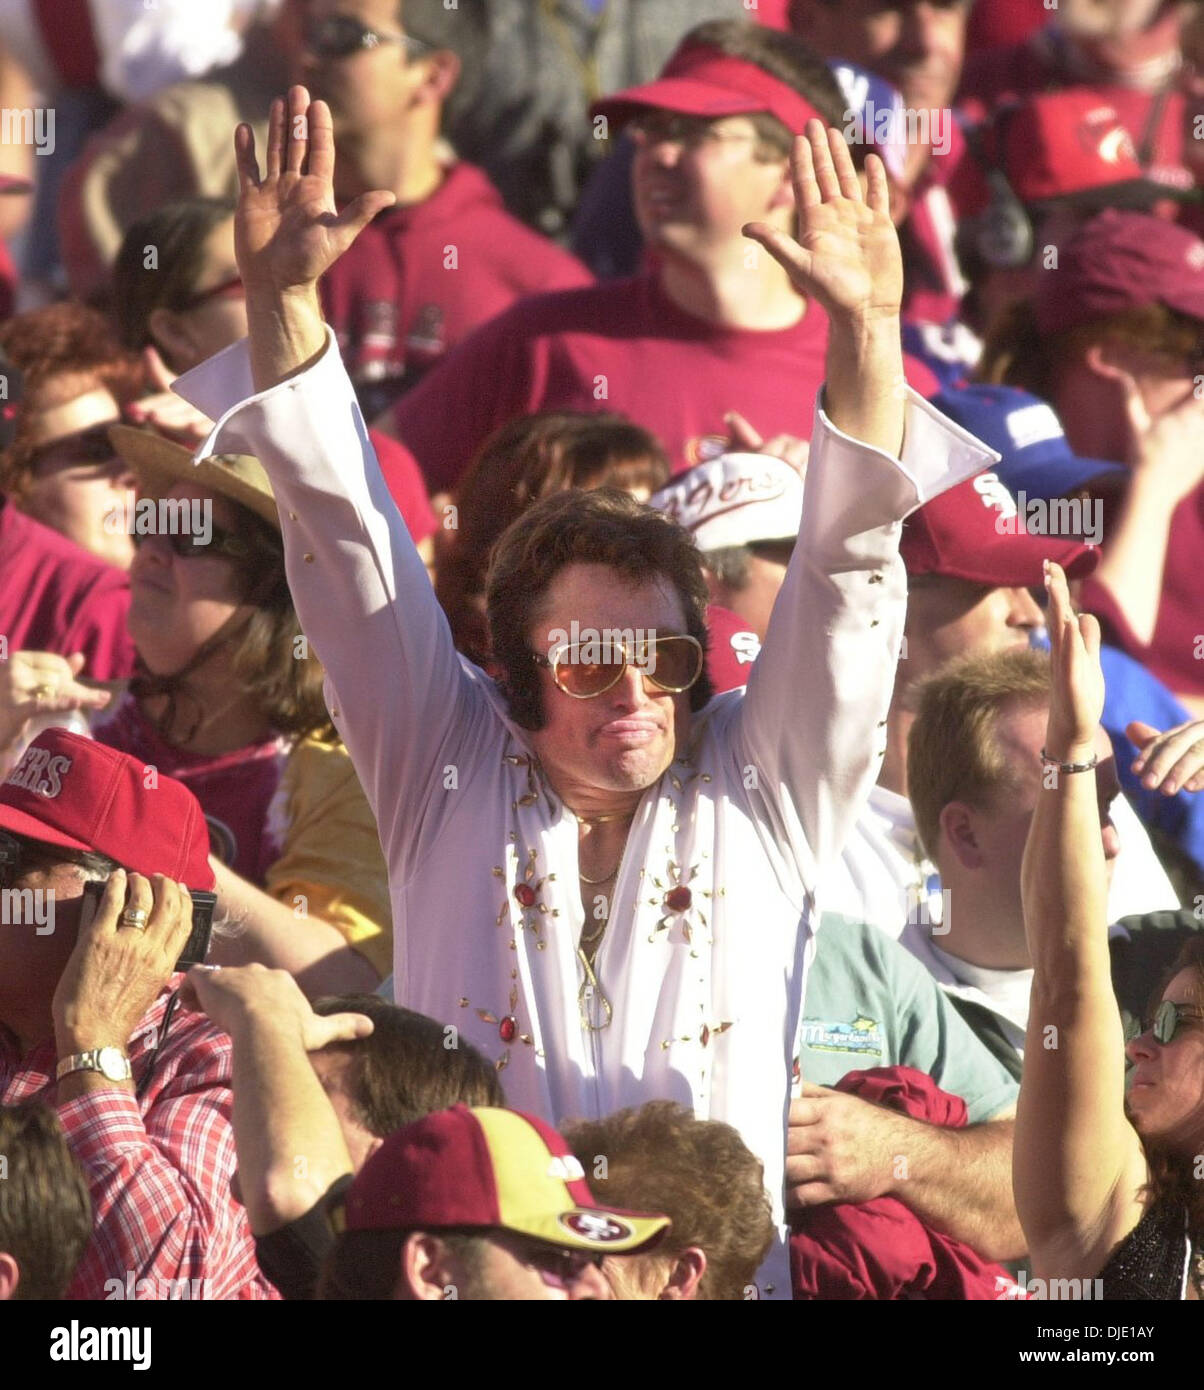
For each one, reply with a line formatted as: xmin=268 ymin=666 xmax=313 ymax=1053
xmin=514 ymin=883 xmax=537 ymax=907
xmin=700 ymin=1025 xmax=711 ymax=1048
xmin=665 ymin=885 xmax=692 ymax=912
xmin=499 ymin=1015 xmax=517 ymax=1043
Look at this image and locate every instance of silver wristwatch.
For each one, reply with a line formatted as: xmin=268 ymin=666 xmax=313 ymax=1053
xmin=56 ymin=1046 xmax=133 ymax=1083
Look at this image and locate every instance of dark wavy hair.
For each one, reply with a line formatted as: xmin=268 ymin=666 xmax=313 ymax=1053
xmin=436 ymin=410 xmax=670 ymax=668
xmin=485 ymin=488 xmax=713 ymax=731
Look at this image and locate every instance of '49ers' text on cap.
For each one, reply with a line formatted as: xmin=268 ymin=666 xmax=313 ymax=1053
xmin=0 ymin=728 xmax=215 ymax=890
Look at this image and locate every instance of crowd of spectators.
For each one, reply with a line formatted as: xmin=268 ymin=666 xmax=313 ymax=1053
xmin=2 ymin=0 xmax=1204 ymax=1304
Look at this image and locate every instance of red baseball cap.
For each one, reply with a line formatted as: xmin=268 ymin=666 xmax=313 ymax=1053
xmin=1034 ymin=210 xmax=1204 ymax=334
xmin=0 ymin=729 xmax=215 ymax=889
xmin=336 ymin=1105 xmax=670 ymax=1253
xmin=592 ymin=39 xmax=825 ymax=136
xmin=998 ymin=91 xmax=1197 ymax=208
xmin=900 ymin=471 xmax=1099 ymax=586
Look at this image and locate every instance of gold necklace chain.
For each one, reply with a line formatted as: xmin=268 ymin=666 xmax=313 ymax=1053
xmin=578 ymin=862 xmax=620 ymax=886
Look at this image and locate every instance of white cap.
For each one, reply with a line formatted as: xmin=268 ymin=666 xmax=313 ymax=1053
xmin=649 ymin=453 xmax=804 ymax=552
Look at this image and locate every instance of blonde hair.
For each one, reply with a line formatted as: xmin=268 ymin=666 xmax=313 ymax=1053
xmin=907 ymin=647 xmax=1051 ymax=862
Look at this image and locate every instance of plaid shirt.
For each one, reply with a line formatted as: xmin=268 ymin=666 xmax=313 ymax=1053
xmin=1 ymin=989 xmax=277 ymax=1300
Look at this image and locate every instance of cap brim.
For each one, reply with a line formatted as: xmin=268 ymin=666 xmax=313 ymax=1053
xmin=1034 ymin=178 xmax=1203 ymax=211
xmin=506 ymin=1204 xmax=671 ymax=1255
xmin=594 ymin=78 xmax=766 ymax=125
xmin=924 ymin=531 xmax=1099 ymax=587
xmin=109 ymin=424 xmax=279 ymax=529
xmin=0 ymin=802 xmax=96 ymax=856
xmin=992 ymin=456 xmax=1127 ymax=503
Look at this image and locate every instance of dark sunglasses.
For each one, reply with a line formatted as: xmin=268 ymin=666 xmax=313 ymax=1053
xmin=531 ymin=634 xmax=704 ymax=699
xmin=304 ymin=14 xmax=435 ymax=61
xmin=131 ymin=521 xmax=250 ymax=561
xmin=492 ymin=1231 xmax=604 ymax=1291
xmin=1123 ymin=999 xmax=1204 ymax=1047
xmin=29 ymin=424 xmax=118 ymax=472
xmin=180 ymin=274 xmax=245 ymax=312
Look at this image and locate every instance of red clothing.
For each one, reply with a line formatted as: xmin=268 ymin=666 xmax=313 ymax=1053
xmin=395 ymin=273 xmax=939 ymax=492
xmin=1080 ymin=484 xmax=1204 ymax=700
xmin=959 ymin=34 xmax=1194 ymax=199
xmin=790 ymin=1067 xmax=1024 ymax=1300
xmin=93 ymin=694 xmax=288 ymax=885
xmin=369 ymin=428 xmax=437 ymax=543
xmin=706 ymin=604 xmax=761 ymax=695
xmin=901 ymin=124 xmax=972 ymax=327
xmin=0 ymin=497 xmax=135 ymax=679
xmin=1 ymin=991 xmax=276 ymax=1299
xmin=965 ymin=0 xmax=1050 ymax=54
xmin=320 ymin=162 xmax=592 ymax=390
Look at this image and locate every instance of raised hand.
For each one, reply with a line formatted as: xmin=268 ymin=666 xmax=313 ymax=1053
xmin=742 ymin=120 xmax=902 ymax=329
xmin=233 ymin=85 xmax=395 ymax=298
xmin=1044 ymin=560 xmax=1105 ymax=763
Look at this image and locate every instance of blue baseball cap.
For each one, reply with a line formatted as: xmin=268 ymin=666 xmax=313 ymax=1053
xmin=830 ymin=60 xmax=907 ymax=181
xmin=931 ymin=384 xmax=1126 ymax=500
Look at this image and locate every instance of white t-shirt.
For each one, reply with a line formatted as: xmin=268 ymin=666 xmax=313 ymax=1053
xmin=826 ymin=777 xmax=1178 ymax=942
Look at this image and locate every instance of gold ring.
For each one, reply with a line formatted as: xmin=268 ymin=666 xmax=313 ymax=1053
xmin=120 ymin=908 xmax=149 ymax=930
xmin=32 ymin=683 xmax=55 ymax=700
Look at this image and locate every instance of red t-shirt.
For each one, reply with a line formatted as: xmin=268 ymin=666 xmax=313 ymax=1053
xmin=368 ymin=428 xmax=437 ymax=543
xmin=706 ymin=604 xmax=762 ymax=695
xmin=0 ymin=497 xmax=135 ymax=679
xmin=320 ymin=162 xmax=592 ymax=389
xmin=395 ymin=273 xmax=939 ymax=493
xmin=93 ymin=693 xmax=289 ymax=885
xmin=958 ymin=34 xmax=1193 ymax=198
xmin=1080 ymin=483 xmax=1204 ymax=700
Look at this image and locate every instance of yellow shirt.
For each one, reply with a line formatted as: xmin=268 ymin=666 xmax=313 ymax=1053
xmin=264 ymin=733 xmax=393 ymax=979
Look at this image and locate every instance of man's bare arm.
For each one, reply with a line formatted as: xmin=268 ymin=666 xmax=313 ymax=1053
xmin=788 ymin=1088 xmax=1025 ymax=1262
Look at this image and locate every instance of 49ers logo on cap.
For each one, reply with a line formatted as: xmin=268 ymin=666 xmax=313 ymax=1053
xmin=558 ymin=1211 xmax=635 ymax=1244
xmin=5 ymin=747 xmax=71 ymax=798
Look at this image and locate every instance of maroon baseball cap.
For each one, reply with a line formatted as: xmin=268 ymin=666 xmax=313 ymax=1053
xmin=592 ymin=39 xmax=824 ymax=135
xmin=336 ymin=1105 xmax=669 ymax=1253
xmin=900 ymin=471 xmax=1099 ymax=586
xmin=998 ymin=91 xmax=1197 ymax=208
xmin=1034 ymin=210 xmax=1204 ymax=334
xmin=0 ymin=729 xmax=215 ymax=889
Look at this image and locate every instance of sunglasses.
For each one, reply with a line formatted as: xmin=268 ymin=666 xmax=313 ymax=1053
xmin=180 ymin=273 xmax=245 ymax=312
xmin=1123 ymin=999 xmax=1204 ymax=1046
xmin=532 ymin=634 xmax=704 ymax=699
xmin=131 ymin=521 xmax=250 ymax=561
xmin=628 ymin=112 xmax=763 ymax=153
xmin=493 ymin=1231 xmax=604 ymax=1291
xmin=304 ymin=14 xmax=435 ymax=61
xmin=29 ymin=424 xmax=118 ymax=474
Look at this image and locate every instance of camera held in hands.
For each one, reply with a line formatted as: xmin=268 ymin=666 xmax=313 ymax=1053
xmin=81 ymin=878 xmax=217 ymax=970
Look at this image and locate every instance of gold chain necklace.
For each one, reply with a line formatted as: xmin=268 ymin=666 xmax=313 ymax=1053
xmin=578 ymin=862 xmax=620 ymax=886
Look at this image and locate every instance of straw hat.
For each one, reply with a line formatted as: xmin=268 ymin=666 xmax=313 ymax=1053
xmin=109 ymin=424 xmax=279 ymax=529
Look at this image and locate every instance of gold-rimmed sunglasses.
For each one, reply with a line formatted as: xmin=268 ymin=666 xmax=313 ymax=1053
xmin=531 ymin=634 xmax=704 ymax=700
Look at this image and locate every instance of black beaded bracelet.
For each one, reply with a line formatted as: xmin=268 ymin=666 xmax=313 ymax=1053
xmin=1040 ymin=747 xmax=1099 ymax=774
